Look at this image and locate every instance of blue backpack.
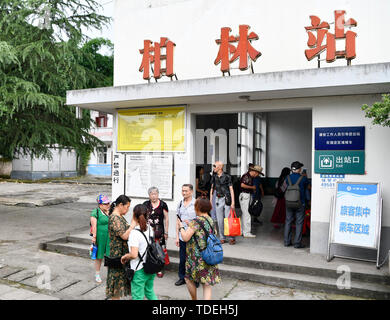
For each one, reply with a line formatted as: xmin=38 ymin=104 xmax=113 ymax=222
xmin=193 ymin=217 xmax=223 ymax=266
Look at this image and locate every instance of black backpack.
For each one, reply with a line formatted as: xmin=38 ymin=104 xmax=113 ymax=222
xmin=136 ymin=229 xmax=165 ymax=274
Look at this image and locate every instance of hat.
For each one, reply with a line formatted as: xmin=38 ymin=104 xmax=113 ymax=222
xmin=97 ymin=194 xmax=110 ymax=204
xmin=291 ymin=161 xmax=304 ymax=170
xmin=250 ymin=165 xmax=264 ymax=176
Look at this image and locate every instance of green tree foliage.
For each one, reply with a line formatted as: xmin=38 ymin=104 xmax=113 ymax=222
xmin=0 ymin=0 xmax=111 ymax=161
xmin=362 ymin=94 xmax=390 ymax=127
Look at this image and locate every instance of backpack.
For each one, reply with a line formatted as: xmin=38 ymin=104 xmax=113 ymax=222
xmin=285 ymin=175 xmax=304 ymax=209
xmin=136 ymin=229 xmax=166 ymax=274
xmin=193 ymin=217 xmax=223 ymax=266
xmin=248 ymin=197 xmax=263 ymax=217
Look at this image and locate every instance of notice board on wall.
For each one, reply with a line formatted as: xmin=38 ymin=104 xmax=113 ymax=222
xmin=125 ymin=153 xmax=173 ymax=200
xmin=117 ymin=106 xmax=185 ymax=152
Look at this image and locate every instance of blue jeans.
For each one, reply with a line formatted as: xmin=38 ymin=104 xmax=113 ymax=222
xmin=178 ymin=240 xmax=186 ymax=280
xmin=284 ymin=205 xmax=305 ymax=246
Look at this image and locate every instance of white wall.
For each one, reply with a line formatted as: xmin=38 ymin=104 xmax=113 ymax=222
xmin=267 ymin=111 xmax=312 ymax=178
xmin=115 ymin=0 xmax=390 ymax=86
xmin=311 ymin=94 xmax=390 ymax=228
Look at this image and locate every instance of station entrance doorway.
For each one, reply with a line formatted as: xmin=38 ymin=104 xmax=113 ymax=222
xmin=194 ymin=110 xmax=312 ymax=249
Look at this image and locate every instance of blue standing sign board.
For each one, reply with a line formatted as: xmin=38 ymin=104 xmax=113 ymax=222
xmin=315 ymin=126 xmax=365 ymax=150
xmin=327 ymin=182 xmax=383 ymax=268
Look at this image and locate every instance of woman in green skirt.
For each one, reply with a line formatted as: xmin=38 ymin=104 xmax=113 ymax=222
xmin=90 ymin=194 xmax=111 ymax=283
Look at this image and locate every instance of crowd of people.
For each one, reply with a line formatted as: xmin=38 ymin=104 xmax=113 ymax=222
xmin=89 ymin=159 xmax=311 ymax=300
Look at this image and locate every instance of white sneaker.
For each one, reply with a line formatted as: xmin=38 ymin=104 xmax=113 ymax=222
xmin=95 ymin=274 xmax=102 ymax=283
xmin=243 ymin=233 xmax=256 ymax=238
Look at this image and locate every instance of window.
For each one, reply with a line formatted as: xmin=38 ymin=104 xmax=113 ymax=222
xmin=97 ymin=147 xmax=107 ymax=164
xmin=253 ymin=113 xmax=262 ymax=166
xmin=238 ymin=112 xmax=249 ymax=175
xmin=95 ymin=112 xmax=108 ymax=128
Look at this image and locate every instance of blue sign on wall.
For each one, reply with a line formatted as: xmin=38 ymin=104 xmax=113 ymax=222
xmin=315 ymin=126 xmax=365 ymax=150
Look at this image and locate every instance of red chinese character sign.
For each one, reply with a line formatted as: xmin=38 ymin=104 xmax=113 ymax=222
xmin=139 ymin=37 xmax=177 ymax=81
xmin=214 ymin=25 xmax=262 ymax=75
xmin=305 ymin=10 xmax=357 ymax=67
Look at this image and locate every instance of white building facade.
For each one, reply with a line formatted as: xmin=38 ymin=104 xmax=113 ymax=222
xmin=67 ymin=0 xmax=390 ymax=260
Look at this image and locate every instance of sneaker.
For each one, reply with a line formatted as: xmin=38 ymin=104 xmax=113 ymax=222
xmin=294 ymin=243 xmax=306 ymax=249
xmin=243 ymin=233 xmax=256 ymax=238
xmin=95 ymin=274 xmax=102 ymax=284
xmin=157 ymin=272 xmax=164 ymax=278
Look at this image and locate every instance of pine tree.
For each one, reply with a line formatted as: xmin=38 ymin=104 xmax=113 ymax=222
xmin=0 ymin=0 xmax=111 ymax=162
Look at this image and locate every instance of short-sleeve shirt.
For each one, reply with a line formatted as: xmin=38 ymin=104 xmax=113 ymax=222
xmin=211 ymin=172 xmax=233 ymax=197
xmin=128 ymin=226 xmax=153 ymax=272
xmin=240 ymin=172 xmax=253 ymax=194
xmin=176 ymin=198 xmax=196 ymax=241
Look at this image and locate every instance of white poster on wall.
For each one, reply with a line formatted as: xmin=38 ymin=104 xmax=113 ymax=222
xmin=332 ymin=182 xmax=380 ymax=249
xmin=125 ymin=153 xmax=173 ymax=200
xmin=112 ymin=153 xmax=125 ymax=201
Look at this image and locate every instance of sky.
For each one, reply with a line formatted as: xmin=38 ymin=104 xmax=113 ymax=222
xmin=85 ymin=0 xmax=114 ymax=52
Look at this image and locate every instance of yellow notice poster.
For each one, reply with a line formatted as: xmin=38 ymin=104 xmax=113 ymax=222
xmin=117 ymin=106 xmax=185 ymax=151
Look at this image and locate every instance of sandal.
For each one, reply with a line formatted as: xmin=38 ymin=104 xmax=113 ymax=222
xmin=229 ymin=239 xmax=236 ymax=245
xmin=95 ymin=274 xmax=102 ymax=283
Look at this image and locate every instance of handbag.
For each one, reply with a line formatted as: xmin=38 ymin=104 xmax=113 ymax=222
xmin=123 ymin=251 xmax=146 ymax=283
xmin=248 ymin=198 xmax=263 ymax=217
xmin=224 ymin=208 xmax=242 ymax=237
xmin=104 ymin=255 xmax=122 ymax=268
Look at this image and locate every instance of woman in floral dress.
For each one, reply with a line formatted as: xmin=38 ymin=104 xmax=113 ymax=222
xmin=178 ymin=197 xmax=221 ymax=300
xmin=106 ymin=194 xmax=136 ymax=300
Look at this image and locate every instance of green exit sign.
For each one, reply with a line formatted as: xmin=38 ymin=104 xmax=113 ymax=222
xmin=314 ymin=150 xmax=365 ymax=174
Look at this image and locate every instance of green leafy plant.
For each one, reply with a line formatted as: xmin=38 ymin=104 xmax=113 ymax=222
xmin=362 ymin=94 xmax=390 ymax=127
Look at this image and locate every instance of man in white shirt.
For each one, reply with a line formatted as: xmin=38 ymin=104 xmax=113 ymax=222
xmin=175 ymin=184 xmax=197 ymax=286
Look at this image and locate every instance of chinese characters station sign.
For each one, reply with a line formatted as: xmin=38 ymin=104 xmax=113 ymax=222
xmin=139 ymin=37 xmax=177 ymax=81
xmin=137 ymin=10 xmax=357 ymax=81
xmin=214 ymin=25 xmax=261 ymax=75
xmin=305 ymin=10 xmax=357 ymax=66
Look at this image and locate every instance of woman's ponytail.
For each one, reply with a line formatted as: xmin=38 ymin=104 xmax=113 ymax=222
xmin=133 ymin=204 xmax=148 ymax=232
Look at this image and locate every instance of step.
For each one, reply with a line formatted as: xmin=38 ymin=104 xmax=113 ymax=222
xmin=63 ymin=234 xmax=390 ymax=287
xmin=164 ymin=257 xmax=390 ymax=300
xmin=40 ymin=239 xmax=390 ymax=299
xmin=165 ymin=248 xmax=390 ymax=286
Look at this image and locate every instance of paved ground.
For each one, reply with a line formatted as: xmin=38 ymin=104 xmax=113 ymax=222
xmin=0 ymin=180 xmax=365 ymax=300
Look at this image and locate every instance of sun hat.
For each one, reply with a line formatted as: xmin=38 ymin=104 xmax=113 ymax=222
xmin=250 ymin=165 xmax=264 ymax=176
xmin=96 ymin=194 xmax=110 ymax=204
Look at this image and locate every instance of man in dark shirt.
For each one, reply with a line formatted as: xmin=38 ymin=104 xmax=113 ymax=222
xmin=239 ymin=165 xmax=263 ymax=237
xmin=210 ymin=161 xmax=236 ymax=245
xmin=284 ymin=161 xmax=310 ymax=249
